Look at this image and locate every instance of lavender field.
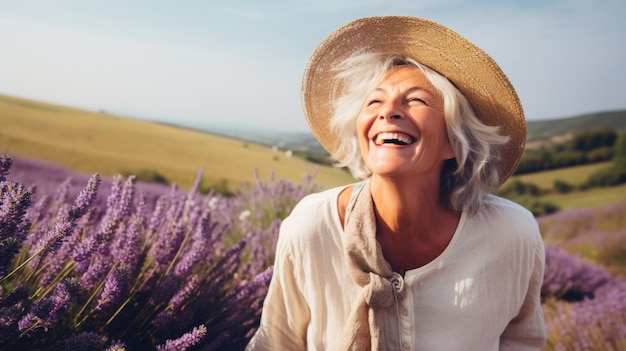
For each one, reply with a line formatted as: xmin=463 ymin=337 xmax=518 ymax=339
xmin=1 ymin=154 xmax=625 ymax=350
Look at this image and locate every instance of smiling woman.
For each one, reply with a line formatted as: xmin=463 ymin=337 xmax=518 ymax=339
xmin=247 ymin=16 xmax=547 ymax=351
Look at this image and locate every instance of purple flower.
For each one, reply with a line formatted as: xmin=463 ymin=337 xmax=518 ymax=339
xmin=80 ymin=258 xmax=112 ymax=290
xmin=51 ymin=332 xmax=107 ymax=350
xmin=0 ymin=284 xmax=29 ymax=342
xmin=147 ymin=195 xmax=167 ymax=234
xmin=153 ymin=274 xmax=200 ymax=329
xmin=0 ymin=182 xmax=32 ymax=275
xmin=111 ymin=214 xmax=143 ymax=273
xmin=153 ymin=221 xmax=186 ymax=267
xmin=95 ymin=266 xmax=127 ymax=312
xmin=68 ymin=173 xmax=100 ymax=219
xmin=0 ymin=155 xmax=12 ymax=182
xmin=18 ymin=279 xmax=79 ymax=333
xmin=542 ymin=245 xmax=612 ymax=300
xmin=156 ymin=324 xmax=207 ymax=351
xmin=203 ymin=330 xmax=230 ymax=351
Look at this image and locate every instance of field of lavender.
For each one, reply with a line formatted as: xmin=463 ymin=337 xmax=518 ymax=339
xmin=1 ymin=153 xmax=625 ymax=350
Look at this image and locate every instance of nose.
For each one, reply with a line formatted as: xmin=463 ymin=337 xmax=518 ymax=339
xmin=378 ymin=100 xmax=403 ymax=121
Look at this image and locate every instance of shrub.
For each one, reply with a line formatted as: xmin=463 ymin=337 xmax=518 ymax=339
xmin=515 ymin=196 xmax=560 ymax=216
xmin=553 ymin=179 xmax=575 ymax=193
xmin=586 ymin=166 xmax=626 ymax=187
xmin=121 ymin=168 xmax=169 ymax=185
xmin=496 ymin=179 xmax=542 ymax=198
xmin=199 ymin=177 xmax=234 ymax=197
xmin=586 ymin=146 xmax=615 ymax=163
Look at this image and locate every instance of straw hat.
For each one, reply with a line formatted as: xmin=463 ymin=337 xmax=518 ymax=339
xmin=301 ymin=16 xmax=526 ymax=183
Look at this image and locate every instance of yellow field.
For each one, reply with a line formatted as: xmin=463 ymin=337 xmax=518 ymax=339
xmin=0 ymin=94 xmax=355 ymax=191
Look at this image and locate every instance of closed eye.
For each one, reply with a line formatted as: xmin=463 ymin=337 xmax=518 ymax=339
xmin=366 ymin=99 xmax=382 ymax=107
xmin=407 ymin=97 xmax=427 ymax=105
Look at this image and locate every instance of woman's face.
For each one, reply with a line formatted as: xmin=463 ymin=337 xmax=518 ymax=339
xmin=356 ymin=65 xmax=454 ymax=180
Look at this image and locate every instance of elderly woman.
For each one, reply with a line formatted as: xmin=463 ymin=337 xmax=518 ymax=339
xmin=247 ymin=16 xmax=546 ymax=350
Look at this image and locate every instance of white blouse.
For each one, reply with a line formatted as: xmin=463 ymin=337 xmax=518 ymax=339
xmin=247 ymin=185 xmax=546 ymax=350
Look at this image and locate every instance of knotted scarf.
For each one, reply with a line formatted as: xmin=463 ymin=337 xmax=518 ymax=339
xmin=339 ymin=178 xmax=405 ymax=351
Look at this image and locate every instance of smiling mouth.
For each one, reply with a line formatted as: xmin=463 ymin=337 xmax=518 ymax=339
xmin=374 ymin=132 xmax=416 ymax=146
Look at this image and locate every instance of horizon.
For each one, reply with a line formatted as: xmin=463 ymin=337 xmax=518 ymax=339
xmin=1 ymin=1 xmax=625 ymax=133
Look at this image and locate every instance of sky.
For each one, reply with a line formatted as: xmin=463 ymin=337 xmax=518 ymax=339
xmin=1 ymin=0 xmax=625 ymax=133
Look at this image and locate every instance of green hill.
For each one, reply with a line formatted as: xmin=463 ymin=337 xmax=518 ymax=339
xmin=0 ymin=94 xmax=355 ymax=191
xmin=527 ymin=110 xmax=626 ymax=142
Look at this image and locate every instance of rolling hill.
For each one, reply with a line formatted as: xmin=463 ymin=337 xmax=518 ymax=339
xmin=526 ymin=110 xmax=626 ymax=142
xmin=2 ymin=93 xmax=625 ymax=192
xmin=0 ymin=94 xmax=355 ymax=191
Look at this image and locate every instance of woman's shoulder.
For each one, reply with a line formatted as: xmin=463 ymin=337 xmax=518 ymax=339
xmin=470 ymin=195 xmax=542 ymax=245
xmin=278 ymin=184 xmax=351 ymax=247
xmin=481 ymin=194 xmax=536 ymax=223
xmin=288 ymin=184 xmax=347 ymax=218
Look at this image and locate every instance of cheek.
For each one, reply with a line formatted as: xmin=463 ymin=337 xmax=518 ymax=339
xmin=355 ymin=114 xmax=372 ymax=143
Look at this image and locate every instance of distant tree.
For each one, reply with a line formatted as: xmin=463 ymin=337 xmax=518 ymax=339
xmin=613 ymin=131 xmax=626 ymax=164
xmin=569 ymin=128 xmax=618 ymax=152
xmin=586 ymin=147 xmax=615 ymax=163
xmin=585 ymin=132 xmax=626 ymax=187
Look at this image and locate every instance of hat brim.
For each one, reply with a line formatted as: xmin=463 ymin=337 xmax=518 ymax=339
xmin=301 ymin=16 xmax=526 ymax=184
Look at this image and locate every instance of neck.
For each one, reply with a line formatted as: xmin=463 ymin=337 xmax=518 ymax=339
xmin=370 ymin=174 xmax=453 ymax=239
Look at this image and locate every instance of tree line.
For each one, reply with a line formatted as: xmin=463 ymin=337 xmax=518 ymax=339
xmin=516 ymin=128 xmax=620 ymax=174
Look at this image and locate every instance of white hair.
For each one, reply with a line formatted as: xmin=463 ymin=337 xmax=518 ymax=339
xmin=329 ymin=52 xmax=510 ymax=214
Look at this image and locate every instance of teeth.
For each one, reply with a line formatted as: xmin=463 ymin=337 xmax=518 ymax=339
xmin=375 ymin=132 xmax=414 ymax=146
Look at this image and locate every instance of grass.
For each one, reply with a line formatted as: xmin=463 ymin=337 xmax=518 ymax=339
xmin=540 ymin=183 xmax=626 ymax=209
xmin=505 ymin=162 xmax=626 ymax=210
xmin=0 ymin=94 xmax=355 ymax=191
xmin=509 ymin=162 xmax=612 ymax=189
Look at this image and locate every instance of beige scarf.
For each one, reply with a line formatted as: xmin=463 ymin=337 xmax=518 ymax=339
xmin=339 ymin=178 xmax=405 ymax=351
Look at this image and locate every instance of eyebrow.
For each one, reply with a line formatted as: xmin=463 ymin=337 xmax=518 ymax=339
xmin=370 ymin=86 xmax=434 ymax=96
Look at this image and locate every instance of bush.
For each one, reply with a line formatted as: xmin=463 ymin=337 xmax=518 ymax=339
xmin=553 ymin=179 xmax=575 ymax=194
xmin=515 ymin=196 xmax=560 ymax=216
xmin=586 ymin=146 xmax=615 ymax=163
xmin=496 ymin=179 xmax=542 ymax=197
xmin=199 ymin=177 xmax=234 ymax=197
xmin=586 ymin=166 xmax=626 ymax=187
xmin=120 ymin=168 xmax=169 ymax=185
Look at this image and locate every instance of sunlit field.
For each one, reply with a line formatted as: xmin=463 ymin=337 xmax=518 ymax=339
xmin=0 ymin=94 xmax=355 ymax=193
xmin=1 ymin=155 xmax=625 ymax=349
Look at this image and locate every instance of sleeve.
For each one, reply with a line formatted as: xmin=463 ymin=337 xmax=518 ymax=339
xmin=245 ymin=218 xmax=311 ymax=350
xmin=499 ymin=227 xmax=547 ymax=350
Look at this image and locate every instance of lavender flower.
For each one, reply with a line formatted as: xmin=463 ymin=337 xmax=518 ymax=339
xmin=72 ymin=175 xmax=134 ymax=262
xmin=80 ymin=258 xmax=112 ymax=290
xmin=156 ymin=324 xmax=207 ymax=351
xmin=0 ymin=155 xmax=12 ymax=182
xmin=0 ymin=182 xmax=32 ymax=275
xmin=111 ymin=214 xmax=143 ymax=273
xmin=105 ymin=340 xmax=127 ymax=351
xmin=153 ymin=274 xmax=200 ymax=329
xmin=68 ymin=173 xmax=100 ymax=219
xmin=18 ymin=278 xmax=79 ymax=333
xmin=147 ymin=195 xmax=167 ymax=234
xmin=95 ymin=266 xmax=127 ymax=312
xmin=543 ymin=245 xmax=612 ymax=300
xmin=0 ymin=284 xmax=29 ymax=342
xmin=51 ymin=332 xmax=107 ymax=350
